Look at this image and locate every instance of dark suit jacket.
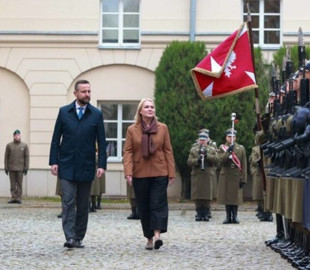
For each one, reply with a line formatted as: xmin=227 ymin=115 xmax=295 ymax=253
xmin=49 ymin=101 xmax=107 ymax=181
xmin=123 ymin=121 xmax=175 ymax=179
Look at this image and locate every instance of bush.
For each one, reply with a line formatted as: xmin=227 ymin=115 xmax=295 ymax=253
xmin=155 ymin=41 xmax=269 ymax=199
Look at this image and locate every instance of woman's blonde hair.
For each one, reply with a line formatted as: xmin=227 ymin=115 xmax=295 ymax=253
xmin=134 ymin=98 xmax=158 ymax=124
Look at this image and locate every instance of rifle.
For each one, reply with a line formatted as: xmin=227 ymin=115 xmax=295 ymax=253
xmin=199 ymin=145 xmax=207 ymax=170
xmin=298 ymin=27 xmax=310 ymax=106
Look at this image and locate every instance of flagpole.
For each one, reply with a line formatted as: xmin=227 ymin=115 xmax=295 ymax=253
xmin=246 ymin=4 xmax=267 ymax=192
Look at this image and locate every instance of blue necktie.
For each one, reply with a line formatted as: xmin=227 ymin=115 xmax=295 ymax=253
xmin=78 ymin=107 xmax=84 ymax=119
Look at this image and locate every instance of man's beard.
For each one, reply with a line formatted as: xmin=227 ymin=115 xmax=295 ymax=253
xmin=78 ymin=97 xmax=90 ymax=105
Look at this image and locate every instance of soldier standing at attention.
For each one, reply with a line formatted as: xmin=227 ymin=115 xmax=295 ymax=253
xmin=249 ymin=145 xmax=273 ymax=222
xmin=4 ymin=130 xmax=29 ymax=204
xmin=217 ymin=129 xmax=247 ymax=224
xmin=187 ymin=132 xmax=218 ymax=221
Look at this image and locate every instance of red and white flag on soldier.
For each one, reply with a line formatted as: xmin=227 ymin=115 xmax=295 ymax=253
xmin=191 ymin=23 xmax=258 ymax=100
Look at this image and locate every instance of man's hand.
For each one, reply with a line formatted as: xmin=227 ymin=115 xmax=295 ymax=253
xmin=51 ymin=165 xmax=58 ymax=176
xmin=23 ymin=169 xmax=28 ymax=175
xmin=97 ymin=168 xmax=105 ymax=178
xmin=125 ymin=175 xmax=132 ymax=186
xmin=228 ymin=145 xmax=234 ymax=153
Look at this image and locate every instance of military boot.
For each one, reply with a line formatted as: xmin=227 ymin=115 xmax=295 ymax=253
xmin=223 ymin=205 xmax=232 ymax=224
xmin=260 ymin=211 xmax=273 ymax=222
xmin=202 ymin=207 xmax=209 ymax=222
xmin=195 ymin=207 xmax=203 ymax=221
xmin=90 ymin=196 xmax=97 ymax=212
xmin=208 ymin=209 xmax=212 ymax=219
xmin=96 ymin=195 xmax=102 ymax=210
xmin=127 ymin=206 xmax=140 ymax=219
xmin=256 ymin=204 xmax=264 ymax=220
xmin=232 ymin=205 xmax=240 ymax=224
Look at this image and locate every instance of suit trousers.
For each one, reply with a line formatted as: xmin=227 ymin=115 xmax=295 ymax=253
xmin=9 ymin=171 xmax=23 ymax=200
xmin=133 ymin=176 xmax=169 ymax=239
xmin=60 ymin=179 xmax=92 ymax=241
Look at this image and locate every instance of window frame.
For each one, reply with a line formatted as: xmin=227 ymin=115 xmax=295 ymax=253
xmin=99 ymin=101 xmax=138 ymax=162
xmin=243 ymin=0 xmax=282 ymax=49
xmin=99 ymin=0 xmax=141 ymax=49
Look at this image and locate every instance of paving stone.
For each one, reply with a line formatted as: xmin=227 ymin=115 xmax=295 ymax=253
xmin=0 ymin=199 xmax=293 ymax=270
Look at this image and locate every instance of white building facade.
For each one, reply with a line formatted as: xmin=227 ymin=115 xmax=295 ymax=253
xmin=0 ymin=0 xmax=308 ymax=198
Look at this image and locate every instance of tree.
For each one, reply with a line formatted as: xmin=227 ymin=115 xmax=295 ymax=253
xmin=273 ymin=45 xmax=310 ymax=77
xmin=155 ymin=41 xmax=269 ymax=199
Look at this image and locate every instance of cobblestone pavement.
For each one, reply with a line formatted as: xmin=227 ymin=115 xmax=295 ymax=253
xmin=0 ymin=199 xmax=293 ymax=270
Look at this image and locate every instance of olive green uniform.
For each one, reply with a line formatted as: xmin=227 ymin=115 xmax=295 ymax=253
xmin=187 ymin=143 xmax=218 ymax=220
xmin=4 ymin=141 xmax=29 ymax=201
xmin=217 ymin=142 xmax=247 ymax=205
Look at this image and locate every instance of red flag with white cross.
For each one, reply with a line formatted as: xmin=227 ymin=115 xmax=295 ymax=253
xmin=191 ymin=23 xmax=258 ymax=100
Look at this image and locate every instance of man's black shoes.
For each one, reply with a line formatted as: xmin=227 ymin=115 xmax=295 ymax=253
xmin=75 ymin=240 xmax=84 ymax=248
xmin=64 ymin=239 xmax=76 ymax=248
xmin=64 ymin=239 xmax=85 ymax=248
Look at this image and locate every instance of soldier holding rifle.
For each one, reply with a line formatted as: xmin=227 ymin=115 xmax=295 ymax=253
xmin=187 ymin=132 xmax=218 ymax=221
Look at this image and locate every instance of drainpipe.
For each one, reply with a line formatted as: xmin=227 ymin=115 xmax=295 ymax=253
xmin=190 ymin=0 xmax=197 ymax=42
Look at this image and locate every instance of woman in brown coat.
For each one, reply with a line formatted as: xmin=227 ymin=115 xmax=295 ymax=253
xmin=217 ymin=129 xmax=247 ymax=224
xmin=123 ymin=98 xmax=175 ymax=250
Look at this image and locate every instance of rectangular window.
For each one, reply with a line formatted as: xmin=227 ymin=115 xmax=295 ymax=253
xmin=243 ymin=0 xmax=281 ymax=47
xmin=100 ymin=0 xmax=140 ymax=48
xmin=99 ymin=102 xmax=138 ymax=162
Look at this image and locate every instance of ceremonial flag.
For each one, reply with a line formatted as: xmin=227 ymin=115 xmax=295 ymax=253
xmin=191 ymin=23 xmax=258 ymax=100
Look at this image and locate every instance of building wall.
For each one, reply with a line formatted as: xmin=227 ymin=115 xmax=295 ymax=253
xmin=0 ymin=0 xmax=308 ymax=198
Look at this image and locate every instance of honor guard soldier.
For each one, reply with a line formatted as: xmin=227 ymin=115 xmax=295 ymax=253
xmin=187 ymin=132 xmax=218 ymax=221
xmin=249 ymin=145 xmax=273 ymax=222
xmin=217 ymin=129 xmax=247 ymax=224
xmin=199 ymin=128 xmax=219 ymax=218
xmin=4 ymin=130 xmax=29 ymax=204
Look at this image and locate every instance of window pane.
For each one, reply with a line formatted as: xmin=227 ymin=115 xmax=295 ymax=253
xmin=106 ymin=141 xmax=117 ymax=157
xmin=252 ymin=15 xmax=259 ymax=28
xmin=264 ymin=15 xmax=280 ymax=28
xmin=123 ymin=104 xmax=137 ymax=120
xmin=124 ymin=0 xmax=139 ymax=12
xmin=243 ymin=0 xmax=259 ymax=13
xmin=102 ymin=0 xmax=118 ymax=12
xmin=265 ymin=0 xmax=280 ymax=13
xmin=105 ymin=123 xmax=117 ymax=138
xmin=102 ymin=14 xmax=118 ymax=27
xmin=101 ymin=104 xmax=118 ymax=120
xmin=124 ymin=14 xmax=139 ymax=28
xmin=244 ymin=15 xmax=259 ymax=28
xmin=253 ymin=30 xmax=259 ymax=43
xmin=264 ymin=30 xmax=280 ymax=44
xmin=102 ymin=30 xmax=118 ymax=43
xmin=123 ymin=30 xmax=139 ymax=43
xmin=122 ymin=122 xmax=133 ymax=138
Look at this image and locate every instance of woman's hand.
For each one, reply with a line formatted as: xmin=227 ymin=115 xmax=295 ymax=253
xmin=125 ymin=175 xmax=133 ymax=186
xmin=168 ymin=177 xmax=175 ymax=187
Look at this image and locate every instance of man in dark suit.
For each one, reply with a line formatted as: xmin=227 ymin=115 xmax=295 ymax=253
xmin=49 ymin=79 xmax=107 ymax=248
